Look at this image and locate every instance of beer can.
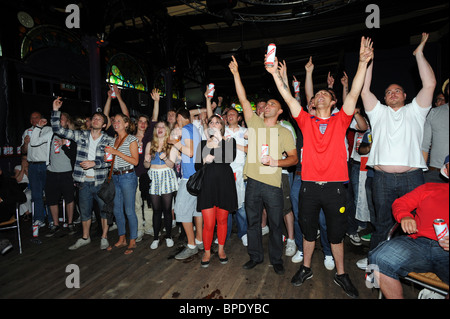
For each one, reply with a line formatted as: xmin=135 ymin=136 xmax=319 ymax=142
xmin=294 ymin=81 xmax=300 ymax=93
xmin=65 ymin=140 xmax=71 ymax=147
xmin=138 ymin=142 xmax=143 ymax=154
xmin=265 ymin=43 xmax=276 ymax=67
xmin=33 ymin=225 xmax=39 ymax=237
xmin=433 ymin=219 xmax=448 ymax=241
xmin=207 ymin=83 xmax=215 ymax=98
xmin=110 ymin=85 xmax=116 ymax=98
xmin=27 ymin=128 xmax=33 ymax=136
xmin=54 ymin=140 xmax=60 ymax=154
xmin=261 ymin=144 xmax=269 ymax=157
xmin=105 ymin=152 xmax=113 ymax=162
xmin=17 ymin=146 xmax=21 ymax=155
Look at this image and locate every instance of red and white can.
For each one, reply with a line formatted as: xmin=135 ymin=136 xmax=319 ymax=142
xmin=54 ymin=140 xmax=60 ymax=154
xmin=105 ymin=152 xmax=113 ymax=162
xmin=17 ymin=146 xmax=21 ymax=155
xmin=433 ymin=219 xmax=448 ymax=241
xmin=65 ymin=140 xmax=71 ymax=147
xmin=294 ymin=81 xmax=300 ymax=93
xmin=33 ymin=225 xmax=39 ymax=237
xmin=265 ymin=43 xmax=276 ymax=67
xmin=27 ymin=128 xmax=33 ymax=136
xmin=261 ymin=144 xmax=269 ymax=157
xmin=207 ymin=83 xmax=215 ymax=98
xmin=110 ymin=85 xmax=116 ymax=98
xmin=138 ymin=142 xmax=143 ymax=154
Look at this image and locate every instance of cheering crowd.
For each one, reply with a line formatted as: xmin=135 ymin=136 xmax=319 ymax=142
xmin=1 ymin=33 xmax=448 ymax=299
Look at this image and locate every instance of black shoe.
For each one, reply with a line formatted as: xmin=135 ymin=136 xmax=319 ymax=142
xmin=45 ymin=225 xmax=61 ymax=238
xmin=291 ymin=265 xmax=313 ymax=286
xmin=273 ymin=263 xmax=285 ymax=275
xmin=242 ymin=259 xmax=262 ymax=269
xmin=334 ymin=273 xmax=359 ymax=299
xmin=200 ymin=260 xmax=210 ymax=268
xmin=219 ymin=256 xmax=228 ymax=265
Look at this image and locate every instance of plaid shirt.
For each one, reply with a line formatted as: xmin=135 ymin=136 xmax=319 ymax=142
xmin=51 ymin=111 xmax=114 ymax=186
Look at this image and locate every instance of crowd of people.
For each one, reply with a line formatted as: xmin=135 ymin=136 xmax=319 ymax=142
xmin=0 ymin=33 xmax=448 ymax=299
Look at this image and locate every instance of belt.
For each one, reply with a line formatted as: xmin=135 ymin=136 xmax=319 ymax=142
xmin=113 ymin=169 xmax=134 ymax=175
xmin=29 ymin=161 xmax=46 ymax=164
xmin=428 ymin=167 xmax=440 ymax=172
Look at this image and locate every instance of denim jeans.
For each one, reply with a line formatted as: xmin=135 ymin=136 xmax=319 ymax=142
xmin=28 ymin=163 xmax=48 ymax=223
xmin=370 ymin=169 xmax=424 ymax=251
xmin=348 ymin=161 xmax=367 ymax=234
xmin=78 ymin=181 xmax=105 ymax=222
xmin=227 ymin=205 xmax=248 ymax=240
xmin=112 ymin=172 xmax=138 ymax=239
xmin=290 ymin=174 xmax=331 ymax=256
xmin=369 ymin=236 xmax=449 ymax=284
xmin=245 ymin=178 xmax=284 ymax=265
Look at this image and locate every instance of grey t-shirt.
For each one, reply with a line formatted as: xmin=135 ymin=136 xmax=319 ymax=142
xmin=47 ymin=135 xmax=73 ymax=173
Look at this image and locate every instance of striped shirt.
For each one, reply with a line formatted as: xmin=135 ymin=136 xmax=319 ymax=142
xmin=51 ymin=111 xmax=114 ymax=186
xmin=111 ymin=135 xmax=138 ymax=170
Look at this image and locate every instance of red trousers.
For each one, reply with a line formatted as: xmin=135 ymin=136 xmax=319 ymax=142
xmin=201 ymin=206 xmax=229 ymax=251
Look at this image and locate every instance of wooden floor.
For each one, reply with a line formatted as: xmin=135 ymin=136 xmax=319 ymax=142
xmin=0 ymin=217 xmax=420 ymax=303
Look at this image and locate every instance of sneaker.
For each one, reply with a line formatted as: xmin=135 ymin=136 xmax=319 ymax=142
xmin=144 ymin=228 xmax=154 ymax=236
xmin=67 ymin=224 xmax=76 ymax=235
xmin=241 ymin=234 xmax=248 ymax=247
xmin=291 ymin=250 xmax=304 ymax=263
xmin=100 ymin=238 xmax=109 ymax=250
xmin=285 ymin=239 xmax=296 ymax=257
xmin=33 ymin=220 xmax=46 ymax=228
xmin=261 ymin=225 xmax=269 ymax=236
xmin=175 ymin=246 xmax=198 ymax=260
xmin=108 ymin=223 xmax=117 ymax=231
xmin=165 ymin=238 xmax=174 ymax=248
xmin=69 ymin=237 xmax=91 ymax=250
xmin=136 ymin=230 xmax=144 ymax=243
xmin=150 ymin=239 xmax=159 ymax=249
xmin=361 ymin=233 xmax=372 ymax=242
xmin=0 ymin=239 xmax=13 ymax=255
xmin=324 ymin=255 xmax=335 ymax=270
xmin=195 ymin=239 xmax=204 ymax=250
xmin=356 ymin=257 xmax=368 ymax=270
xmin=45 ymin=225 xmax=61 ymax=237
xmin=346 ymin=233 xmax=362 ymax=246
xmin=418 ymin=288 xmax=445 ymax=299
xmin=334 ymin=273 xmax=359 ymax=298
xmin=291 ymin=265 xmax=313 ymax=286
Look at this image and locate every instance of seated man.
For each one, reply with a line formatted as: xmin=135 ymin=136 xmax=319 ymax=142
xmin=369 ymin=157 xmax=449 ymax=299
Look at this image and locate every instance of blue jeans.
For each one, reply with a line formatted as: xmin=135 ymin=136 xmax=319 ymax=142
xmin=369 ymin=236 xmax=449 ymax=284
xmin=112 ymin=172 xmax=138 ymax=239
xmin=370 ymin=169 xmax=424 ymax=251
xmin=245 ymin=178 xmax=284 ymax=265
xmin=28 ymin=163 xmax=48 ymax=223
xmin=290 ymin=174 xmax=331 ymax=256
xmin=227 ymin=205 xmax=248 ymax=240
xmin=78 ymin=182 xmax=105 ymax=222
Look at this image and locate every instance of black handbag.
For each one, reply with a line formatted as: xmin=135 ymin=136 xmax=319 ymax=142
xmin=186 ymin=164 xmax=206 ymax=196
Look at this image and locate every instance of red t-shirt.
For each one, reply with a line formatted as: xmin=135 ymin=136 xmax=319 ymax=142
xmin=294 ymin=110 xmax=353 ymax=182
xmin=392 ymin=183 xmax=449 ymax=240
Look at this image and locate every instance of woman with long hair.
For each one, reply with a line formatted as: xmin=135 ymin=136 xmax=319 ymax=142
xmin=144 ymin=121 xmax=178 ymax=249
xmin=195 ymin=114 xmax=238 ymax=268
xmin=105 ymin=113 xmax=139 ymax=255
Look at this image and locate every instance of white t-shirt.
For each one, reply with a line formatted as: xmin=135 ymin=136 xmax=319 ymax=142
xmin=85 ymin=134 xmax=101 ymax=176
xmin=366 ymin=98 xmax=430 ymax=168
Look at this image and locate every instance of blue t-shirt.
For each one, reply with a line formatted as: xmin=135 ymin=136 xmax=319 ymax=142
xmin=181 ymin=123 xmax=201 ymax=179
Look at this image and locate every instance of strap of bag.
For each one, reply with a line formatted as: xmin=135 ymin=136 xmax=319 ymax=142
xmin=106 ymin=134 xmax=128 ymax=181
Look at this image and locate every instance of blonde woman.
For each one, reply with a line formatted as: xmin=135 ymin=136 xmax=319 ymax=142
xmin=144 ymin=121 xmax=178 ymax=249
xmin=105 ymin=113 xmax=139 ymax=255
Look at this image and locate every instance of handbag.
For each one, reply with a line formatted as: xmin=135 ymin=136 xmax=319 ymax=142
xmin=97 ymin=135 xmax=127 ymax=225
xmin=186 ymin=164 xmax=206 ymax=196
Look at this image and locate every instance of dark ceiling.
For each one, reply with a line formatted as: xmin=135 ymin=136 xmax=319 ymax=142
xmin=1 ymin=0 xmax=449 ymax=104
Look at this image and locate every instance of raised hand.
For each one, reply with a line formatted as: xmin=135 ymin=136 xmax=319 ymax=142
xmin=229 ymin=55 xmax=239 ymax=75
xmin=413 ymin=32 xmax=429 ymax=56
xmin=359 ymin=37 xmax=374 ymax=64
xmin=53 ymin=96 xmax=63 ymax=111
xmin=341 ymin=71 xmax=349 ymax=87
xmin=150 ymin=88 xmax=161 ymax=101
xmin=264 ymin=54 xmax=279 ymax=75
xmin=305 ymin=56 xmax=314 ymax=73
xmin=327 ymin=72 xmax=335 ymax=88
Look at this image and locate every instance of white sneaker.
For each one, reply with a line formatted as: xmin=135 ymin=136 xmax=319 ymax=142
xmin=144 ymin=229 xmax=154 ymax=236
xmin=261 ymin=226 xmax=269 ymax=236
xmin=241 ymin=234 xmax=248 ymax=247
xmin=347 ymin=233 xmax=362 ymax=246
xmin=108 ymin=223 xmax=117 ymax=231
xmin=285 ymin=239 xmax=296 ymax=257
xmin=33 ymin=220 xmax=46 ymax=228
xmin=100 ymin=237 xmax=109 ymax=250
xmin=150 ymin=239 xmax=159 ymax=250
xmin=418 ymin=288 xmax=445 ymax=299
xmin=69 ymin=237 xmax=91 ymax=250
xmin=136 ymin=230 xmax=144 ymax=243
xmin=324 ymin=255 xmax=335 ymax=270
xmin=291 ymin=250 xmax=304 ymax=263
xmin=356 ymin=257 xmax=368 ymax=270
xmin=165 ymin=238 xmax=174 ymax=248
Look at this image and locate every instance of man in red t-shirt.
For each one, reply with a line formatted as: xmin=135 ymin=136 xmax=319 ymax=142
xmin=266 ymin=37 xmax=374 ymax=298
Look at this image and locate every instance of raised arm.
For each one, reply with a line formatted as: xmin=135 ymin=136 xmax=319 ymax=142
xmin=229 ymin=56 xmax=254 ymax=123
xmin=413 ymin=33 xmax=437 ymax=108
xmin=341 ymin=71 xmax=349 ymax=103
xmin=360 ymin=51 xmax=378 ymax=112
xmin=342 ymin=37 xmax=374 ymax=116
xmin=150 ymin=88 xmax=160 ymax=122
xmin=304 ymin=57 xmax=314 ymax=103
xmin=103 ymin=88 xmax=113 ymax=129
xmin=266 ymin=57 xmax=302 ymax=118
